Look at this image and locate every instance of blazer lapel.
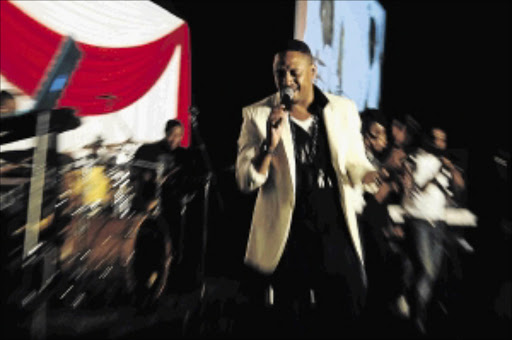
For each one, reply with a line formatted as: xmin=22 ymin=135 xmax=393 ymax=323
xmin=281 ymin=113 xmax=295 ymax=195
xmin=322 ymin=101 xmax=342 ymax=173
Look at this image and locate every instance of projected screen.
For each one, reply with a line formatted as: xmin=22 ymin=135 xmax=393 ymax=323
xmin=295 ymin=1 xmax=386 ymax=111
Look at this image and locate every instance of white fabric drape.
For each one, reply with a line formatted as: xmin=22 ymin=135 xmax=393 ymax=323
xmin=11 ymin=1 xmax=183 ymax=47
xmin=2 ymin=1 xmax=189 ymax=154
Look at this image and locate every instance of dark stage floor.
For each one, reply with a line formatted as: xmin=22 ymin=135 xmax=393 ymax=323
xmin=8 ymin=272 xmax=506 ymax=340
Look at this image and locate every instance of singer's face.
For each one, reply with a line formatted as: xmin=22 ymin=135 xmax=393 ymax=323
xmin=273 ymin=51 xmax=316 ymax=105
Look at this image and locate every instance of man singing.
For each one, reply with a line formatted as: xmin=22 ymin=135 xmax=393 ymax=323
xmin=235 ymin=39 xmax=379 ymax=337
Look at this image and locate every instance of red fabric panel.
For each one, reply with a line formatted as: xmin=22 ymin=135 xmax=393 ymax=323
xmin=175 ymin=23 xmax=191 ymax=147
xmin=0 ymin=1 xmax=62 ymax=96
xmin=1 ymin=0 xmax=191 ymax=146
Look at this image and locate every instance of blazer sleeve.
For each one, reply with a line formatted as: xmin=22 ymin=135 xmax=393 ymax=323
xmin=344 ymin=100 xmax=376 ymax=186
xmin=236 ymin=106 xmax=268 ymax=193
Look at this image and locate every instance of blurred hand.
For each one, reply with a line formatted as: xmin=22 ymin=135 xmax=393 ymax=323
xmin=362 ymin=170 xmax=381 ymax=185
xmin=385 ymin=148 xmax=406 ymax=170
xmin=266 ymin=104 xmax=287 ymax=151
xmin=441 ymin=157 xmax=454 ymax=170
xmin=390 ymin=225 xmax=405 ymax=239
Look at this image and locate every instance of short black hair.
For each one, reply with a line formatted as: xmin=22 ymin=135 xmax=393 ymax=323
xmin=362 ymin=109 xmax=387 ymax=134
xmin=275 ymin=39 xmax=313 ymax=63
xmin=404 ymin=115 xmax=421 ymax=137
xmin=165 ymin=119 xmax=183 ymax=134
xmin=403 ymin=114 xmax=422 ymax=152
xmin=0 ymin=90 xmax=15 ymax=106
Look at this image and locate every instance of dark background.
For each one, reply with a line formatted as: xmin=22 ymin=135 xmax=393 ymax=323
xmin=153 ymin=1 xmax=510 ymax=337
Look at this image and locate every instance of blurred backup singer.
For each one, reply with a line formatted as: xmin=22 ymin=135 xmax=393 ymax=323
xmin=235 ymin=39 xmax=378 ymax=336
xmin=401 ymin=127 xmax=465 ymax=333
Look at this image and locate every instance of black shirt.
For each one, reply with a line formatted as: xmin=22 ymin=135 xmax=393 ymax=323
xmin=131 ymin=140 xmax=196 ymax=210
xmin=291 ymin=86 xmax=343 ymax=234
xmin=275 ymin=87 xmax=361 ymax=289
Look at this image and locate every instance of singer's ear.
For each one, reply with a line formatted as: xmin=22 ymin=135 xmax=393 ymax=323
xmin=310 ymin=63 xmax=317 ymax=79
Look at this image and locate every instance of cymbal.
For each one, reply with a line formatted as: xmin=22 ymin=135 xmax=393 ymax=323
xmin=83 ymin=139 xmax=136 ymax=150
xmin=104 ymin=143 xmax=124 ymax=149
xmin=83 ymin=141 xmax=104 ymax=149
xmin=104 ymin=139 xmax=137 ymax=148
xmin=0 ymin=177 xmax=31 ymax=186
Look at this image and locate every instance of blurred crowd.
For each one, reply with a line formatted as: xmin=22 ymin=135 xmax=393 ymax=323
xmin=356 ymin=108 xmax=471 ymax=333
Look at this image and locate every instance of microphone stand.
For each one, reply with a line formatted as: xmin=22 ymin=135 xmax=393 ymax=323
xmin=189 ymin=106 xmax=224 ymax=286
xmin=180 ymin=106 xmax=229 ymax=337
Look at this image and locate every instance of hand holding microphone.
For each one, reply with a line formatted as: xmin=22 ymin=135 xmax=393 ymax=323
xmin=270 ymin=87 xmax=293 ymax=127
xmin=265 ymin=87 xmax=294 ymax=152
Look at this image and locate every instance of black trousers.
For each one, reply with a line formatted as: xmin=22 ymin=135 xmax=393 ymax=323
xmin=236 ymin=217 xmax=366 ymax=338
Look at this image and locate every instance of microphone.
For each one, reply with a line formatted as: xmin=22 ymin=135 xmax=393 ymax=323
xmin=280 ymin=87 xmax=294 ymax=111
xmin=270 ymin=88 xmax=293 ymax=129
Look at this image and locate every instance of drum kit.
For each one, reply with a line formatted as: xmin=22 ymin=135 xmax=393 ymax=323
xmin=1 ymin=139 xmax=177 ymax=310
xmin=59 ymin=140 xmax=138 ymax=217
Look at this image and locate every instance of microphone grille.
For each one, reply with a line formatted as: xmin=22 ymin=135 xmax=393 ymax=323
xmin=280 ymin=87 xmax=294 ymax=110
xmin=282 ymin=87 xmax=294 ymax=99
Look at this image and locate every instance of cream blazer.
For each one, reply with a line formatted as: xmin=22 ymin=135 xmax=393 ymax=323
xmin=236 ymin=92 xmax=374 ymax=274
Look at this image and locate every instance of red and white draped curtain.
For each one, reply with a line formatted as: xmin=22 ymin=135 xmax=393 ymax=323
xmin=0 ymin=0 xmax=191 ymax=151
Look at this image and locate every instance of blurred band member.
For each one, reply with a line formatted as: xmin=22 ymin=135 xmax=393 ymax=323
xmin=131 ymin=119 xmax=197 ymax=262
xmin=0 ymin=90 xmax=16 ymax=115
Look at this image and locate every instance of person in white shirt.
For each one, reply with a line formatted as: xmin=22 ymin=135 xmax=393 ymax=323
xmin=401 ymin=126 xmax=465 ymax=334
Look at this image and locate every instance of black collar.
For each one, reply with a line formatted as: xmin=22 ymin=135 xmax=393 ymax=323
xmin=307 ymin=86 xmax=329 ymax=116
